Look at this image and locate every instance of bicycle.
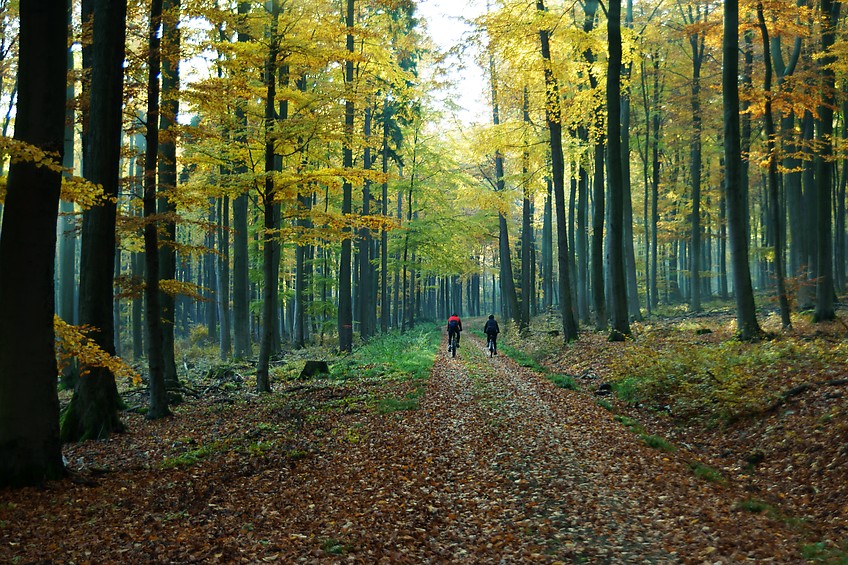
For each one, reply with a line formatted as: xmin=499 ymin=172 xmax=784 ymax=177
xmin=448 ymin=333 xmax=458 ymax=358
xmin=486 ymin=336 xmax=496 ymax=358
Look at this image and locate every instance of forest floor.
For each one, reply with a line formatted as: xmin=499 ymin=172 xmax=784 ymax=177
xmin=1 ymin=311 xmax=847 ymax=563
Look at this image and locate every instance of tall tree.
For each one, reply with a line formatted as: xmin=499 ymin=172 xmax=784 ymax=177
xmin=813 ymin=0 xmax=839 ymax=322
xmin=723 ymin=0 xmax=762 ymax=339
xmin=536 ymin=0 xmax=578 ymax=342
xmin=606 ymin=0 xmax=630 ymax=339
xmin=680 ymin=0 xmax=709 ymax=312
xmin=62 ymin=0 xmax=129 ymax=441
xmin=0 ymin=0 xmax=69 ymax=486
xmin=158 ymin=0 xmax=181 ymax=386
xmin=217 ymin=195 xmax=232 ymax=359
xmin=521 ymin=86 xmax=534 ymax=326
xmin=338 ymin=0 xmax=355 ymax=351
xmin=756 ymin=3 xmax=792 ymax=329
xmin=257 ymin=0 xmax=281 ymax=393
xmin=232 ymin=1 xmax=252 ymax=359
xmin=144 ymin=0 xmax=171 ymax=419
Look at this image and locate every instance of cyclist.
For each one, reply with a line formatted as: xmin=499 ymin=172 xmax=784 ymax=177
xmin=447 ymin=313 xmax=463 ymax=350
xmin=483 ymin=314 xmax=500 ymax=355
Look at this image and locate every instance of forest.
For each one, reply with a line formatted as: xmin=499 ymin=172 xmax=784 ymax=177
xmin=0 ymin=0 xmax=847 ymax=561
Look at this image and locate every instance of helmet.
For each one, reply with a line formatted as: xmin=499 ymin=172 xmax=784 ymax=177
xmin=488 ymin=315 xmax=494 ymax=319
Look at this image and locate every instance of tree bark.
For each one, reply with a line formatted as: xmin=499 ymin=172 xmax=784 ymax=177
xmin=257 ymin=1 xmax=281 ymax=393
xmin=723 ymin=0 xmax=762 ymax=340
xmin=536 ymin=0 xmax=579 ymax=342
xmin=757 ymin=4 xmax=792 ymax=329
xmin=338 ymin=0 xmax=355 ymax=351
xmin=232 ymin=1 xmax=252 ymax=359
xmin=814 ymin=0 xmax=839 ymax=322
xmin=62 ymin=0 xmax=128 ymax=442
xmin=158 ymin=0 xmax=181 ymax=388
xmin=144 ymin=0 xmax=170 ymax=419
xmin=606 ymin=0 xmax=630 ymax=339
xmin=0 ymin=0 xmax=68 ymax=486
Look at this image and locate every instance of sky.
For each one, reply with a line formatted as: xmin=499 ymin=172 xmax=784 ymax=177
xmin=415 ymin=0 xmax=489 ymax=125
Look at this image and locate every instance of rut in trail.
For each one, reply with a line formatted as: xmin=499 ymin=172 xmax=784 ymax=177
xmin=272 ymin=333 xmax=804 ymax=563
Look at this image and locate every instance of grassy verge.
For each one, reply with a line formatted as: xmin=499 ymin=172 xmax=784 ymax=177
xmin=330 ymin=326 xmax=441 ymax=413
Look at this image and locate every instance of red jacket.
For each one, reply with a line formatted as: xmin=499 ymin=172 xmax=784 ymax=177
xmin=447 ymin=315 xmax=462 ymax=331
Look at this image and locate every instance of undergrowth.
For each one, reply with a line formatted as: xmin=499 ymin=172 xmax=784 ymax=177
xmin=331 ymin=326 xmax=441 ymax=383
xmin=608 ymin=331 xmax=848 ymax=423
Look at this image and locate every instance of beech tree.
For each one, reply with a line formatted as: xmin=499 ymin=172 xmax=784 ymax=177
xmin=62 ymin=0 xmax=129 ymax=441
xmin=723 ymin=0 xmax=761 ymax=340
xmin=0 ymin=0 xmax=69 ymax=486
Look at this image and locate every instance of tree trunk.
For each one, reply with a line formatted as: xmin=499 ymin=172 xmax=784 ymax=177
xmin=757 ymin=4 xmax=791 ymax=328
xmin=257 ymin=1 xmax=281 ymax=392
xmin=650 ymin=57 xmax=661 ymax=309
xmin=232 ymin=1 xmax=251 ymax=359
xmin=359 ymin=102 xmax=375 ymax=339
xmin=536 ymin=0 xmax=579 ymax=342
xmin=338 ymin=0 xmax=355 ymax=351
xmin=144 ymin=0 xmax=170 ymax=419
xmin=217 ymin=196 xmax=232 ymax=359
xmin=606 ymin=0 xmax=630 ymax=339
xmin=62 ymin=0 xmax=128 ymax=442
xmin=620 ymin=0 xmax=640 ymax=321
xmin=489 ymin=48 xmax=522 ymax=327
xmin=294 ymin=75 xmax=311 ymax=348
xmin=814 ymin=0 xmax=838 ymax=322
xmin=542 ymin=177 xmax=553 ymax=310
xmin=380 ymin=105 xmax=391 ymax=332
xmin=0 ymin=0 xmax=68 ymax=486
xmin=723 ymin=0 xmax=762 ymax=339
xmin=577 ymin=144 xmax=590 ymax=321
xmin=521 ymin=87 xmax=534 ymax=326
xmin=687 ymin=23 xmax=704 ymax=313
xmin=158 ymin=0 xmax=181 ymax=388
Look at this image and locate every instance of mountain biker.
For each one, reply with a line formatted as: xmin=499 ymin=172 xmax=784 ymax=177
xmin=483 ymin=314 xmax=500 ymax=355
xmin=447 ymin=313 xmax=462 ymax=350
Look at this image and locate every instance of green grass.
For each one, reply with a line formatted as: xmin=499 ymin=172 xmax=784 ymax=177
xmin=688 ymin=461 xmax=725 ymax=483
xmin=321 ymin=538 xmax=348 ymax=555
xmin=801 ymin=541 xmax=848 ymax=563
xmin=331 ymin=327 xmax=440 ymax=383
xmin=547 ymin=374 xmax=579 ymax=390
xmin=639 ymin=434 xmax=676 ymax=452
xmin=377 ymin=389 xmax=423 ymax=413
xmin=734 ymin=498 xmax=774 ymax=514
xmin=614 ymin=414 xmax=645 ymax=434
xmin=160 ymin=440 xmax=228 ymax=469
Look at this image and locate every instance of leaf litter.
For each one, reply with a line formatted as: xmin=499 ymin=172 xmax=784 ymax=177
xmin=1 ymin=320 xmax=845 ymax=563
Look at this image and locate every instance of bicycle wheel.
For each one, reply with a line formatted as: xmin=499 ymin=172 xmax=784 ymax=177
xmin=451 ymin=335 xmax=457 ymax=357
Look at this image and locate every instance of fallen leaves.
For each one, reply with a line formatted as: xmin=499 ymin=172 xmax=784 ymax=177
xmin=1 ymin=319 xmax=845 ymax=562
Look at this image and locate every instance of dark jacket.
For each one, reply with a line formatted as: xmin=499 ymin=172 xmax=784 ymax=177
xmin=483 ymin=319 xmax=500 ymax=335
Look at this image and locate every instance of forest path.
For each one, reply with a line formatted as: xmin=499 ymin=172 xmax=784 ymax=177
xmin=0 ymin=333 xmax=810 ymax=564
xmin=271 ymin=333 xmax=804 ymax=563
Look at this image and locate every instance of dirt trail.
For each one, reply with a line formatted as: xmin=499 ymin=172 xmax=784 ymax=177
xmin=1 ymin=334 xmax=809 ymax=563
xmin=269 ymin=334 xmax=805 ymax=563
